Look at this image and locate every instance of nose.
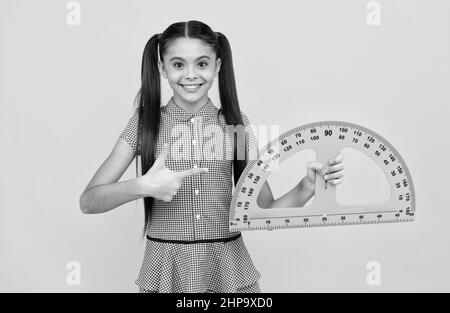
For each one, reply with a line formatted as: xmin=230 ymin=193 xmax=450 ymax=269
xmin=184 ymin=64 xmax=198 ymax=80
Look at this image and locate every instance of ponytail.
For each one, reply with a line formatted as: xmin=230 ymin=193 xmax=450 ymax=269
xmin=216 ymin=32 xmax=248 ymax=186
xmin=135 ymin=33 xmax=162 ymax=238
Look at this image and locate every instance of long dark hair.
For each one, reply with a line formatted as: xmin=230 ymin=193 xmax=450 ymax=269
xmin=134 ymin=20 xmax=247 ymax=237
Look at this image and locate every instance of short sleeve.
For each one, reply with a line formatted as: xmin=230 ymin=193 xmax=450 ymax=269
xmin=119 ymin=107 xmax=141 ymax=155
xmin=240 ymin=111 xmax=259 ymax=162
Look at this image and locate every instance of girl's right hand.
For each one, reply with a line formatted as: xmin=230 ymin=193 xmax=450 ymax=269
xmin=138 ymin=143 xmax=209 ymax=202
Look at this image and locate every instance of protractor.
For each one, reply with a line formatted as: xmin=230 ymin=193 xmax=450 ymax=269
xmin=229 ymin=121 xmax=416 ymax=231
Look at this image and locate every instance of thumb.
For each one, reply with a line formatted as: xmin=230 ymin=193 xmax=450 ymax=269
xmin=306 ymin=161 xmax=327 ymax=181
xmin=153 ymin=143 xmax=170 ymax=169
xmin=177 ymin=167 xmax=209 ymax=179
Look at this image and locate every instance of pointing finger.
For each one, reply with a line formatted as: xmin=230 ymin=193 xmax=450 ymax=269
xmin=177 ymin=167 xmax=209 ymax=179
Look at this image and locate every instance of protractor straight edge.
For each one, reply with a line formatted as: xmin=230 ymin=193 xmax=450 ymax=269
xmin=229 ymin=121 xmax=416 ymax=232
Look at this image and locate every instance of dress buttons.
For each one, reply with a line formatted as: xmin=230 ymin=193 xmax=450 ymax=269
xmin=194 ymin=189 xmax=199 ymax=195
xmin=195 ymin=214 xmax=201 ymax=220
xmin=192 ymin=139 xmax=197 ymax=145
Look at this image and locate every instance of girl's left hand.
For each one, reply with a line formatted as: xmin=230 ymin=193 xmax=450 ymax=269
xmin=303 ymin=153 xmax=345 ymax=192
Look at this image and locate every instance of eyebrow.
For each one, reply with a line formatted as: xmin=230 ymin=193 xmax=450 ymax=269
xmin=169 ymin=55 xmax=211 ymax=62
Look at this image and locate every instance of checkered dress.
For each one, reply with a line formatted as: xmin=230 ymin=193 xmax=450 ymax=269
xmin=119 ymin=96 xmax=262 ymax=293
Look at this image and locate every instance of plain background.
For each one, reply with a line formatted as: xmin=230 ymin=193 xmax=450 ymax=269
xmin=1 ymin=0 xmax=449 ymax=292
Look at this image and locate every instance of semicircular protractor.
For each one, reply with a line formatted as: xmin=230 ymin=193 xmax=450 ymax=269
xmin=229 ymin=121 xmax=416 ymax=231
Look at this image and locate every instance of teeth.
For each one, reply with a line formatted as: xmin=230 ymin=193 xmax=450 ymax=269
xmin=182 ymin=84 xmax=201 ymax=90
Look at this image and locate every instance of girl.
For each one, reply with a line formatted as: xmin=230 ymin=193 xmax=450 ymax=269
xmin=79 ymin=20 xmax=345 ymax=293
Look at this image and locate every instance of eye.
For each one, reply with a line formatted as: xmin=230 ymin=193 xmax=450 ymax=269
xmin=173 ymin=62 xmax=183 ymax=69
xmin=198 ymin=62 xmax=208 ymax=68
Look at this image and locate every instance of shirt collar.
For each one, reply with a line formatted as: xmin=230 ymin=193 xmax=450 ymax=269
xmin=164 ymin=96 xmax=218 ymax=122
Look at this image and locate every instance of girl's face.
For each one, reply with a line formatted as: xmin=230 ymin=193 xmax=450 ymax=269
xmin=159 ymin=37 xmax=221 ymax=111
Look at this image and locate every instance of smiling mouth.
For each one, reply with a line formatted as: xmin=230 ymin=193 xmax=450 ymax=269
xmin=179 ymin=83 xmax=204 ymax=91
